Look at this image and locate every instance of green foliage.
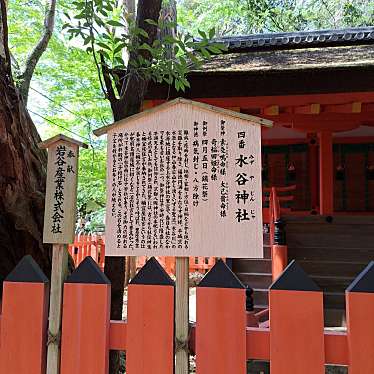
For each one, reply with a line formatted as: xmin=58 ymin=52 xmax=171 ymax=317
xmin=8 ymin=0 xmax=111 ymax=218
xmin=64 ymin=0 xmax=227 ymax=94
xmin=177 ymin=0 xmax=374 ymax=36
xmin=5 ymin=0 xmax=373 ymax=228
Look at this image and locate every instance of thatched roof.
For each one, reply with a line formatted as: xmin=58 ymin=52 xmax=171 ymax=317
xmin=146 ymin=27 xmax=374 ymax=100
xmin=193 ymin=44 xmax=374 ymax=73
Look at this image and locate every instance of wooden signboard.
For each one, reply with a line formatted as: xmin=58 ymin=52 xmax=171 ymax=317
xmin=94 ymin=98 xmax=271 ymax=258
xmin=40 ymin=134 xmax=87 ymax=244
xmin=40 ymin=134 xmax=88 ymax=374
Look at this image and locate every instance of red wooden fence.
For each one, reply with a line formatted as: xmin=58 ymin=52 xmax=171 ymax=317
xmin=68 ymin=235 xmax=219 ymax=275
xmin=1 ymin=255 xmax=374 ymax=373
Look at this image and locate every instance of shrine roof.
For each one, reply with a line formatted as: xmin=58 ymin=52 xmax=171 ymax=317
xmin=191 ymin=44 xmax=374 ymax=73
xmin=213 ymin=27 xmax=374 ymax=53
xmin=145 ymin=27 xmax=374 ymax=100
xmin=93 ymin=97 xmax=272 ymax=136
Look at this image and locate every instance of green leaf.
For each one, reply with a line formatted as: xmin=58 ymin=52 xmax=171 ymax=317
xmin=145 ymin=19 xmax=158 ymax=26
xmin=107 ymin=20 xmax=124 ymax=27
xmin=207 ymin=45 xmax=222 ymax=54
xmin=200 ymin=47 xmax=211 ymax=58
xmin=209 ymin=27 xmax=215 ymax=39
xmin=198 ymin=30 xmax=207 ymax=39
xmin=134 ymin=27 xmax=149 ymax=38
xmin=97 ymin=42 xmax=111 ymax=51
xmin=113 ymin=44 xmax=124 ymax=55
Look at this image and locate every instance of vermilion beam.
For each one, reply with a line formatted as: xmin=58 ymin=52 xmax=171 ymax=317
xmin=109 ymin=321 xmax=127 ymax=350
xmin=148 ymin=92 xmax=374 ymax=109
xmin=245 ymin=328 xmax=348 ymax=365
xmin=0 ymin=256 xmax=49 ymax=374
xmin=319 ymin=131 xmax=334 ymax=215
xmin=308 ymin=139 xmax=319 ymax=211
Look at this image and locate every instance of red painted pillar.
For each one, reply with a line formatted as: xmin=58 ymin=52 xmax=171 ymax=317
xmin=308 ymin=135 xmax=319 ymax=212
xmin=319 ymin=131 xmax=334 ymax=215
xmin=126 ymin=257 xmax=175 ymax=374
xmin=346 ymin=261 xmax=374 ymax=373
xmin=196 ymin=260 xmax=247 ymax=374
xmin=269 ymin=260 xmax=325 ymax=374
xmin=271 ymin=245 xmax=288 ymax=281
xmin=0 ymin=256 xmax=49 ymax=374
xmin=60 ymin=257 xmax=111 ymax=374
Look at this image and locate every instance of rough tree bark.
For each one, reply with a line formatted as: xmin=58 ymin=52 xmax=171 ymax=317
xmin=102 ymin=0 xmax=162 ymax=372
xmin=17 ymin=0 xmax=57 ymax=104
xmin=0 ymin=0 xmax=51 ymax=294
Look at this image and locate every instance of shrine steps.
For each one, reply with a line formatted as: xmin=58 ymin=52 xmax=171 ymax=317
xmin=287 ymin=215 xmax=374 ymax=326
xmin=232 ymin=237 xmax=272 ymax=315
xmin=232 ymin=215 xmax=374 ymax=327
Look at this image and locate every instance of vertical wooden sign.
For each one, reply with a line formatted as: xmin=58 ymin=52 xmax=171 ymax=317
xmin=93 ymin=98 xmax=271 ymax=258
xmin=41 ymin=134 xmax=87 ymax=244
xmin=39 ymin=134 xmax=88 ymax=374
xmin=94 ymin=99 xmax=271 ymax=374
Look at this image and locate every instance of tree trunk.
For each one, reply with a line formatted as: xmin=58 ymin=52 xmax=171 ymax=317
xmin=0 ymin=5 xmax=51 ymax=291
xmin=105 ymin=1 xmax=162 ymax=373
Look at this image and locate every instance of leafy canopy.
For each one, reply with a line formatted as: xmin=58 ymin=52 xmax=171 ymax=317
xmin=63 ymin=0 xmax=227 ymax=95
xmin=177 ymin=0 xmax=374 ymax=36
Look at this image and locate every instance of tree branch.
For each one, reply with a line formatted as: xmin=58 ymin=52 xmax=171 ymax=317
xmin=0 ymin=0 xmax=12 ymax=78
xmin=100 ymin=53 xmax=117 ymax=103
xmin=18 ymin=0 xmax=56 ymax=104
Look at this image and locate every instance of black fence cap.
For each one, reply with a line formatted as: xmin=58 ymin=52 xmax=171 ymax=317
xmin=270 ymin=260 xmax=320 ymax=291
xmin=198 ymin=259 xmax=245 ymax=289
xmin=130 ymin=257 xmax=174 ymax=286
xmin=66 ymin=256 xmax=110 ymax=284
xmin=347 ymin=261 xmax=374 ymax=293
xmin=6 ymin=255 xmax=49 ymax=283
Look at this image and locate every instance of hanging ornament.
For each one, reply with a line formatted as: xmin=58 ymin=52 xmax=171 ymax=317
xmin=287 ymin=162 xmax=296 ymax=181
xmin=367 ymin=164 xmax=374 ymax=180
xmin=335 ymin=164 xmax=345 ymax=181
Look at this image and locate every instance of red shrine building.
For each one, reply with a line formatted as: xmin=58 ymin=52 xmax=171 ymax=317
xmin=144 ymin=26 xmax=374 ymax=326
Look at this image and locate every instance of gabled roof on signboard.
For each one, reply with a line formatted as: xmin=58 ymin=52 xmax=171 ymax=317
xmin=38 ymin=134 xmax=89 ymax=149
xmin=93 ymin=97 xmax=273 ymax=137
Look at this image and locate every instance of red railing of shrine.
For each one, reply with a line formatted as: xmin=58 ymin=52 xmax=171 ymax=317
xmin=264 ymin=186 xmax=295 ymax=281
xmin=2 ymin=255 xmax=374 ymax=373
xmin=68 ymin=235 xmax=219 ymax=275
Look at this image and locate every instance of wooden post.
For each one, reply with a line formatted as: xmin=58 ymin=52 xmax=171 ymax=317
xmin=319 ymin=131 xmax=334 ymax=215
xmin=126 ymin=257 xmax=175 ymax=373
xmin=272 ymin=219 xmax=287 ymax=281
xmin=0 ymin=256 xmax=49 ymax=374
xmin=39 ymin=134 xmax=88 ymax=374
xmin=196 ymin=260 xmax=247 ymax=374
xmin=346 ymin=261 xmax=374 ymax=373
xmin=60 ymin=257 xmax=111 ymax=374
xmin=47 ymin=244 xmax=69 ymax=373
xmin=175 ymin=256 xmax=189 ymax=374
xmin=269 ymin=260 xmax=325 ymax=374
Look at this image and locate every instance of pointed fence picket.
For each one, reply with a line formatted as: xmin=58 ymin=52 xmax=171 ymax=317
xmin=2 ymin=256 xmax=374 ymax=373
